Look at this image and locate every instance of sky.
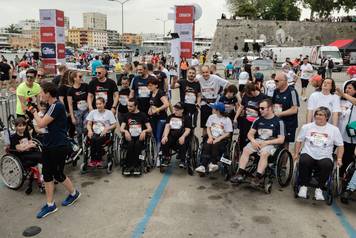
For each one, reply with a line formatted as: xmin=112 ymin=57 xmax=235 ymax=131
xmin=0 ymin=0 xmax=354 ymax=37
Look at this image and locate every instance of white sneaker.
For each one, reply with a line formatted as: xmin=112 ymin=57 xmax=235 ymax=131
xmin=208 ymin=163 xmax=219 ymax=172
xmin=314 ymin=188 xmax=325 ymax=201
xmin=298 ymin=186 xmax=308 ymax=198
xmin=195 ymin=165 xmax=206 ymax=173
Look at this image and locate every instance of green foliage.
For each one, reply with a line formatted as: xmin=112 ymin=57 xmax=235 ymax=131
xmin=5 ymin=24 xmax=22 ymax=34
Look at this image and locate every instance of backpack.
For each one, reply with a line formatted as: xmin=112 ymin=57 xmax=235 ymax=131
xmin=328 ymin=59 xmax=334 ymax=69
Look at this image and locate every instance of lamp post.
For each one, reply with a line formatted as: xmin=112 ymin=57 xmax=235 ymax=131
xmin=108 ymin=0 xmax=131 ymax=52
xmin=155 ymin=18 xmax=167 ymax=37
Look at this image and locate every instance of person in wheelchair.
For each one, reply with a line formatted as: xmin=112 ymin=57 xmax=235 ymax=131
xmin=195 ymin=102 xmax=233 ymax=174
xmin=294 ymin=107 xmax=344 ymax=201
xmin=86 ymin=97 xmax=117 ymax=167
xmin=120 ymin=98 xmax=152 ymax=175
xmin=161 ymin=102 xmax=192 ymax=168
xmin=231 ymin=99 xmax=285 ymax=186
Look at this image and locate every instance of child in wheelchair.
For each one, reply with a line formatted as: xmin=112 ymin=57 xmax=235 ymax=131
xmin=9 ymin=117 xmax=43 ymax=193
xmin=195 ymin=102 xmax=233 ymax=174
xmin=120 ymin=98 xmax=152 ymax=175
xmin=86 ymin=97 xmax=117 ymax=167
xmin=161 ymin=102 xmax=192 ymax=168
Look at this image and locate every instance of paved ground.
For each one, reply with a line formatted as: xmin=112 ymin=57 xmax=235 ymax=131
xmin=0 ymin=66 xmax=356 ymax=238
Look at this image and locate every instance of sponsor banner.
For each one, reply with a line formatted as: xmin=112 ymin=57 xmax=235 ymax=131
xmin=41 ymin=43 xmax=56 ymax=59
xmin=57 ymin=44 xmax=65 ymax=59
xmin=40 ymin=27 xmax=56 ymax=43
xmin=40 ymin=9 xmax=56 ymax=27
xmin=42 ymin=58 xmax=57 ymax=74
xmin=180 ymin=42 xmax=193 ymax=59
xmin=56 ymin=27 xmax=65 ymax=43
xmin=174 ymin=23 xmax=193 ymax=42
xmin=175 ymin=6 xmax=194 ymax=24
xmin=56 ymin=10 xmax=64 ymax=27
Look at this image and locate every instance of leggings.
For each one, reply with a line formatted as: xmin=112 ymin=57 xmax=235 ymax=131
xmin=42 ymin=145 xmax=69 ymax=183
xmin=90 ymin=134 xmax=110 ymax=161
xmin=299 ymin=153 xmax=333 ymax=188
xmin=200 ymin=139 xmax=228 ymax=167
xmin=73 ymin=110 xmax=88 ymax=144
xmin=125 ymin=137 xmax=145 ymax=168
xmin=161 ymin=133 xmax=187 ymax=161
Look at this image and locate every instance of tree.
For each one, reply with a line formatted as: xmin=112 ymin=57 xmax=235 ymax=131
xmin=5 ymin=24 xmax=22 ymax=34
xmin=301 ymin=0 xmax=355 ymax=20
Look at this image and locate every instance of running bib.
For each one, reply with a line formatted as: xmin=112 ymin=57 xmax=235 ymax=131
xmin=170 ymin=118 xmax=183 ymax=130
xmin=309 ymin=132 xmax=328 ymax=147
xmin=138 ymin=86 xmax=150 ymax=98
xmin=273 ymin=104 xmax=283 ymax=113
xmin=95 ymin=92 xmax=108 ymax=102
xmin=93 ymin=122 xmax=105 ymax=134
xmin=129 ymin=124 xmax=142 ymax=137
xmin=211 ymin=123 xmax=224 ymax=138
xmin=301 ymin=71 xmax=312 ymax=79
xmin=184 ymin=92 xmax=196 ymax=104
xmin=202 ymin=87 xmax=215 ymax=99
xmin=77 ymin=100 xmax=88 ymax=111
xmin=119 ymin=95 xmax=128 ymax=106
xmin=246 ymin=108 xmax=258 ymax=118
xmin=258 ymin=129 xmax=273 ymax=140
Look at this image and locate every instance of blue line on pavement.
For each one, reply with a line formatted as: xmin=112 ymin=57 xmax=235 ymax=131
xmin=332 ymin=203 xmax=356 ymax=238
xmin=131 ymin=163 xmax=174 ymax=238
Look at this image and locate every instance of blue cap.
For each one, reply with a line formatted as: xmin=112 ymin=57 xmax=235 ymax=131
xmin=209 ymin=102 xmax=225 ymax=113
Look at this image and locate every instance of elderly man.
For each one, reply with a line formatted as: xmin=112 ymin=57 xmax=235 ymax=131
xmin=16 ymin=68 xmax=41 ymax=118
xmin=272 ymin=72 xmax=299 ymax=149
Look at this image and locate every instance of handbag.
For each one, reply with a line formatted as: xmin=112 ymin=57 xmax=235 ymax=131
xmin=346 ymin=105 xmax=356 ymax=138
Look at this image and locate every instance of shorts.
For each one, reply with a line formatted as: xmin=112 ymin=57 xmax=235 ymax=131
xmin=285 ymin=127 xmax=297 ymax=143
xmin=245 ymin=139 xmax=277 ymax=156
xmin=42 ymin=145 xmax=69 ymax=183
xmin=200 ymin=105 xmax=212 ymax=128
xmin=301 ymin=78 xmax=309 ymax=88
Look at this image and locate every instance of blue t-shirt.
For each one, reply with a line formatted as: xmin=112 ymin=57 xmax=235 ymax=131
xmin=272 ymin=86 xmax=299 ymax=128
xmin=252 ymin=116 xmax=285 ymax=141
xmin=43 ymin=101 xmax=68 ymax=148
xmin=130 ymin=75 xmax=156 ymax=114
xmin=226 ymin=64 xmax=234 ymax=70
xmin=91 ymin=60 xmax=103 ymax=76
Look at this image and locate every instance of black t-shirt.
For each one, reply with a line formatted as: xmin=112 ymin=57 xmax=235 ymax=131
xmin=241 ymin=93 xmax=268 ymax=119
xmin=166 ymin=114 xmax=192 ymax=138
xmin=0 ymin=62 xmax=11 ymax=80
xmin=149 ymin=89 xmax=167 ymax=120
xmin=118 ymin=87 xmax=130 ymax=113
xmin=122 ymin=111 xmax=149 ymax=137
xmin=153 ymin=70 xmax=167 ymax=91
xmin=67 ymin=83 xmax=89 ymax=111
xmin=58 ymin=85 xmax=71 ymax=113
xmin=272 ymin=86 xmax=300 ymax=128
xmin=88 ymin=78 xmax=118 ymax=109
xmin=116 ymin=72 xmax=134 ymax=86
xmin=10 ymin=131 xmax=31 ymax=150
xmin=178 ymin=79 xmax=201 ymax=113
xmin=252 ymin=116 xmax=285 ymax=140
xmin=43 ymin=101 xmax=68 ymax=148
xmin=131 ymin=75 xmax=156 ymax=114
xmin=52 ymin=75 xmax=61 ymax=86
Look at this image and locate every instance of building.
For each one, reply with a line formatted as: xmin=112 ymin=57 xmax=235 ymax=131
xmin=121 ymin=33 xmax=143 ymax=46
xmin=64 ymin=17 xmax=70 ymax=30
xmin=16 ymin=19 xmax=39 ymax=31
xmin=68 ymin=28 xmax=88 ymax=48
xmin=107 ymin=30 xmax=120 ymax=47
xmin=91 ymin=30 xmax=108 ymax=49
xmin=68 ymin=28 xmax=108 ymax=49
xmin=83 ymin=12 xmax=107 ymax=30
xmin=9 ymin=30 xmax=40 ymax=49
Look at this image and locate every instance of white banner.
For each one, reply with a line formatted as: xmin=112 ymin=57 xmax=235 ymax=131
xmin=170 ymin=38 xmax=181 ymax=66
xmin=56 ymin=27 xmax=65 ymax=43
xmin=40 ymin=9 xmax=56 ymax=27
xmin=174 ymin=23 xmax=193 ymax=42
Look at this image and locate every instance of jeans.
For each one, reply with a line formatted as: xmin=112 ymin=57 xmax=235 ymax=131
xmin=151 ymin=118 xmax=166 ymax=150
xmin=125 ymin=137 xmax=145 ymax=168
xmin=347 ymin=171 xmax=356 ymax=191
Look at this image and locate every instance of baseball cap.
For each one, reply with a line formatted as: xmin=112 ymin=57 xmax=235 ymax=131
xmin=209 ymin=102 xmax=225 ymax=113
xmin=173 ymin=102 xmax=184 ymax=110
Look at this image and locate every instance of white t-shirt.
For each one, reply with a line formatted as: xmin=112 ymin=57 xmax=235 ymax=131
xmin=86 ymin=109 xmax=117 ymax=134
xmin=286 ymin=70 xmax=296 ymax=86
xmin=198 ymin=74 xmax=228 ymax=103
xmin=308 ymin=91 xmax=341 ymax=116
xmin=191 ymin=58 xmax=200 ymax=67
xmin=339 ymin=99 xmax=356 ymax=143
xmin=297 ymin=122 xmax=343 ymax=160
xmin=300 ymin=63 xmax=313 ymax=80
xmin=265 ymin=80 xmax=276 ymax=97
xmin=238 ymin=72 xmax=249 ymax=85
xmin=206 ymin=114 xmax=233 ymax=138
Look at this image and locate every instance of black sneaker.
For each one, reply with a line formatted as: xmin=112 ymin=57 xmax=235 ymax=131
xmin=123 ymin=167 xmax=131 ymax=176
xmin=179 ymin=161 xmax=186 ymax=169
xmin=341 ymin=190 xmax=352 ymax=204
xmin=230 ymin=174 xmax=245 ymax=184
xmin=133 ymin=167 xmax=142 ymax=175
xmin=251 ymin=176 xmax=263 ymax=187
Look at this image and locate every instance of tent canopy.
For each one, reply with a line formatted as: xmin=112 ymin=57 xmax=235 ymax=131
xmin=328 ymin=39 xmax=356 ymax=50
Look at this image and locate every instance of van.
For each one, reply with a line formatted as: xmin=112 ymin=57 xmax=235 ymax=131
xmin=310 ymin=46 xmax=343 ymax=72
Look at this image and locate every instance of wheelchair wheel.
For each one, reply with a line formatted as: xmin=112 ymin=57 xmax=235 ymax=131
xmin=326 ymin=175 xmax=334 ymax=206
xmin=146 ymin=137 xmax=156 ymax=170
xmin=0 ymin=155 xmax=25 ymax=190
xmin=292 ymin=161 xmax=300 ymax=198
xmin=275 ymin=149 xmax=293 ymax=187
xmin=229 ymin=142 xmax=240 ymax=178
xmin=333 ymin=166 xmax=342 ymax=197
xmin=341 ymin=162 xmax=355 ymax=193
xmin=112 ymin=134 xmax=120 ymax=166
xmin=187 ymin=135 xmax=199 ymax=172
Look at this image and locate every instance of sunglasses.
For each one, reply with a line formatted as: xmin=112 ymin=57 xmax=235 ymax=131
xmin=96 ymin=72 xmax=102 ymax=75
xmin=37 ymin=74 xmax=44 ymax=78
xmin=26 ymin=75 xmax=35 ymax=79
xmin=259 ymin=107 xmax=267 ymax=110
xmin=274 ymin=80 xmax=280 ymax=83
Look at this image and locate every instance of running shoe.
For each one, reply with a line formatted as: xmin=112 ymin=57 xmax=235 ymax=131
xmin=195 ymin=165 xmax=206 ymax=173
xmin=62 ymin=190 xmax=81 ymax=206
xmin=36 ymin=203 xmax=58 ymax=219
xmin=298 ymin=186 xmax=308 ymax=199
xmin=208 ymin=163 xmax=219 ymax=172
xmin=314 ymin=188 xmax=325 ymax=201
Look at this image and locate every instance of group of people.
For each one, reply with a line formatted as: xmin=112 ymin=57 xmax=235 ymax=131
xmin=5 ymin=52 xmax=356 ymax=219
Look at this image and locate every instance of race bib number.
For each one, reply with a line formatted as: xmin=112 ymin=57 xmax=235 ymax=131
xmin=246 ymin=108 xmax=258 ymax=118
xmin=93 ymin=122 xmax=105 ymax=134
xmin=211 ymin=123 xmax=224 ymax=138
xmin=77 ymin=100 xmax=88 ymax=111
xmin=184 ymin=92 xmax=196 ymax=104
xmin=96 ymin=92 xmax=108 ymax=103
xmin=273 ymin=104 xmax=283 ymax=113
xmin=129 ymin=124 xmax=142 ymax=137
xmin=138 ymin=86 xmax=150 ymax=98
xmin=301 ymin=71 xmax=312 ymax=79
xmin=170 ymin=118 xmax=183 ymax=130
xmin=202 ymin=87 xmax=215 ymax=99
xmin=258 ymin=129 xmax=273 ymax=140
xmin=309 ymin=132 xmax=328 ymax=147
xmin=119 ymin=95 xmax=128 ymax=106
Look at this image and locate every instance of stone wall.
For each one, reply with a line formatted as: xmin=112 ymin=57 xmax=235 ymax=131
xmin=209 ymin=19 xmax=356 ymax=59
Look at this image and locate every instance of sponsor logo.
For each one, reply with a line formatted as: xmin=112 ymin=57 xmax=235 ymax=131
xmin=179 ymin=13 xmax=191 ymax=17
xmin=43 ymin=47 xmax=55 ymax=55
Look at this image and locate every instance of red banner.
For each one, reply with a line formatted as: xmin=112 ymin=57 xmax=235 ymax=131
xmin=180 ymin=42 xmax=193 ymax=59
xmin=57 ymin=44 xmax=65 ymax=59
xmin=56 ymin=10 xmax=64 ymax=27
xmin=176 ymin=6 xmax=194 ymax=24
xmin=40 ymin=27 xmax=56 ymax=42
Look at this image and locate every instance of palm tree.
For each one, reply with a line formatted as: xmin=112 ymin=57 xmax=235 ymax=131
xmin=5 ymin=24 xmax=22 ymax=34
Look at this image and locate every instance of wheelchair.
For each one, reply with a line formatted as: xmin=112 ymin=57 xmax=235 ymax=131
xmin=117 ymin=134 xmax=157 ymax=175
xmin=292 ymin=159 xmax=340 ymax=205
xmin=0 ymin=127 xmax=44 ymax=194
xmin=80 ymin=131 xmax=116 ymax=174
xmin=235 ymin=146 xmax=293 ymax=194
xmin=340 ymin=158 xmax=356 ymax=203
xmin=158 ymin=132 xmax=199 ymax=175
